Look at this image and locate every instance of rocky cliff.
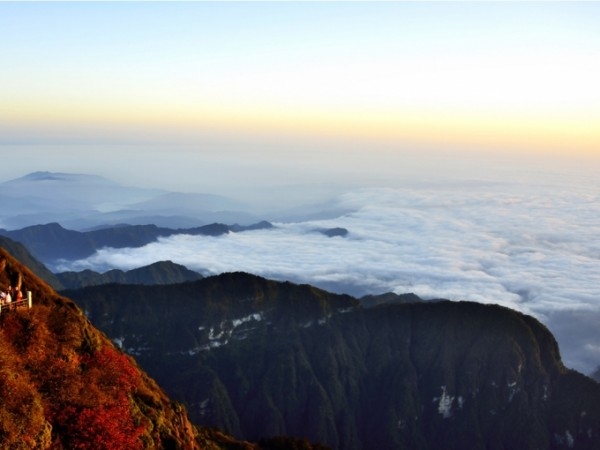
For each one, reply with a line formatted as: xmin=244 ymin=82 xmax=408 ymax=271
xmin=65 ymin=273 xmax=600 ymax=450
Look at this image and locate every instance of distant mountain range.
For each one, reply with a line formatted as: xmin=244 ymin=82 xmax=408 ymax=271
xmin=0 ymin=171 xmax=259 ymax=230
xmin=0 ymin=221 xmax=351 ymax=281
xmin=0 ymin=220 xmax=274 ymax=268
xmin=56 ymin=260 xmax=204 ymax=290
xmin=0 ymin=235 xmax=204 ymax=291
xmin=0 ymin=171 xmax=353 ymax=230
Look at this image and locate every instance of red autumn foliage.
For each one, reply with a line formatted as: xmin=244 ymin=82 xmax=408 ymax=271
xmin=56 ymin=395 xmax=145 ymax=450
xmin=0 ymin=249 xmax=243 ymax=449
xmin=0 ymin=307 xmax=146 ymax=446
xmin=49 ymin=347 xmax=147 ymax=450
xmin=81 ymin=346 xmax=141 ymax=392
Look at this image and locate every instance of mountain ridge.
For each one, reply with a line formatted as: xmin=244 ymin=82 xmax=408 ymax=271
xmin=56 ymin=260 xmax=204 ymax=289
xmin=64 ymin=272 xmax=600 ymax=450
xmin=0 ymin=220 xmax=274 ymax=268
xmin=3 ymin=233 xmax=600 ymax=448
xmin=0 ymin=242 xmax=331 ymax=450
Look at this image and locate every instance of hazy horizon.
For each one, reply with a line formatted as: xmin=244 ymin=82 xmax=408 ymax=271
xmin=2 ymin=144 xmax=599 ymax=216
xmin=2 ymin=2 xmax=599 ymax=155
xmin=2 ymin=2 xmax=599 ymax=206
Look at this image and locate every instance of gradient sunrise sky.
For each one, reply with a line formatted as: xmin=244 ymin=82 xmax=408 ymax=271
xmin=1 ymin=1 xmax=599 ymax=195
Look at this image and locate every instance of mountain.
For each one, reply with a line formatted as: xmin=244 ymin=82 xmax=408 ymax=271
xmin=0 ymin=243 xmax=329 ymax=450
xmin=64 ymin=273 xmax=600 ymax=450
xmin=0 ymin=220 xmax=273 ymax=268
xmin=359 ymin=292 xmax=423 ymax=308
xmin=0 ymin=172 xmax=258 ymax=230
xmin=0 ymin=246 xmax=201 ymax=448
xmin=314 ymin=227 xmax=349 ymax=238
xmin=56 ymin=260 xmax=203 ymax=289
xmin=0 ymin=172 xmax=162 ymax=229
xmin=0 ymin=235 xmax=64 ymax=290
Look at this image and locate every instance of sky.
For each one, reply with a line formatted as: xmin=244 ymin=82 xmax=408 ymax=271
xmin=1 ymin=1 xmax=600 ymax=197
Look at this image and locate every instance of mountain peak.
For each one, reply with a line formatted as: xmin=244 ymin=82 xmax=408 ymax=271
xmin=0 ymin=246 xmax=256 ymax=449
xmin=16 ymin=171 xmax=114 ymax=184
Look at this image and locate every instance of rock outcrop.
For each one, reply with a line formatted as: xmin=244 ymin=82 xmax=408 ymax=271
xmin=65 ymin=273 xmax=600 ymax=450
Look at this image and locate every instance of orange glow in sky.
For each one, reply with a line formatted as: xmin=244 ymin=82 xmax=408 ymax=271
xmin=1 ymin=2 xmax=599 ymax=159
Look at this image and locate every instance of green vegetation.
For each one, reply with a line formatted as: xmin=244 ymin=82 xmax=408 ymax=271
xmin=67 ymin=273 xmax=600 ymax=450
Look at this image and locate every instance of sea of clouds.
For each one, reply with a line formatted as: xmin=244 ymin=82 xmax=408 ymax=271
xmin=56 ymin=180 xmax=600 ymax=374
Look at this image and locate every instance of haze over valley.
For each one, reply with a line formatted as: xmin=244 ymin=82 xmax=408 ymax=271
xmin=1 ymin=166 xmax=599 ymax=376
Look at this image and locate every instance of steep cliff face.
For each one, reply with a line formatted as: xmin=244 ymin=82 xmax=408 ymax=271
xmin=66 ymin=274 xmax=600 ymax=450
xmin=1 ymin=247 xmax=290 ymax=450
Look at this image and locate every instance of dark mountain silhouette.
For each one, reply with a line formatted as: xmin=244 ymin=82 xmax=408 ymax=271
xmin=359 ymin=292 xmax=423 ymax=308
xmin=230 ymin=220 xmax=275 ymax=232
xmin=56 ymin=260 xmax=203 ymax=289
xmin=0 ymin=220 xmax=274 ymax=266
xmin=0 ymin=243 xmax=329 ymax=450
xmin=64 ymin=273 xmax=600 ymax=450
xmin=315 ymin=227 xmax=349 ymax=238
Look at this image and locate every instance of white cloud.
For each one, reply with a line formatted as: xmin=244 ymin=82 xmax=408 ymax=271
xmin=56 ymin=180 xmax=600 ymax=374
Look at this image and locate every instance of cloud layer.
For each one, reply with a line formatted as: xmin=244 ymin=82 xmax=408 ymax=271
xmin=56 ymin=182 xmax=600 ymax=374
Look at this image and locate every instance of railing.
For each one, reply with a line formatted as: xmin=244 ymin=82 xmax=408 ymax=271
xmin=0 ymin=291 xmax=32 ymax=314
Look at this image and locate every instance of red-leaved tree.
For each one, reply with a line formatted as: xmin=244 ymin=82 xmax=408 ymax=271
xmin=51 ymin=347 xmax=147 ymax=450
